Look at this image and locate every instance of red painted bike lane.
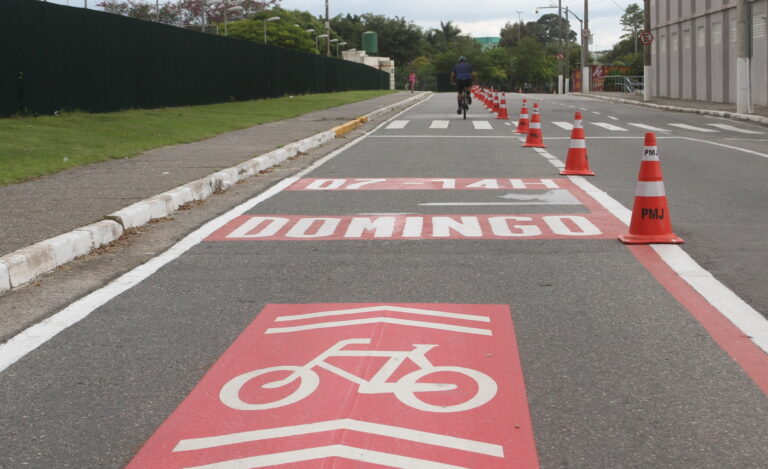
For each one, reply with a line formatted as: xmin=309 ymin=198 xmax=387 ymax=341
xmin=126 ymin=304 xmax=539 ymax=468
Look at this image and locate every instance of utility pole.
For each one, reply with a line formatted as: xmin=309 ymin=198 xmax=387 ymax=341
xmin=516 ymin=11 xmax=524 ymax=44
xmin=643 ymin=0 xmax=651 ymax=101
xmin=325 ymin=0 xmax=331 ymax=57
xmin=582 ymin=0 xmax=589 ymax=92
xmin=558 ymin=0 xmax=564 ymax=94
xmin=736 ymin=0 xmax=753 ymax=113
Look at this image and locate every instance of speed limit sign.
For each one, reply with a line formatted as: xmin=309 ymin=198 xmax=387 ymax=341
xmin=638 ymin=30 xmax=654 ymax=45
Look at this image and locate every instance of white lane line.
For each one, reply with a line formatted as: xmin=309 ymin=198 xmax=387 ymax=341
xmin=681 ymin=136 xmax=768 ymax=160
xmin=552 ymin=121 xmax=574 ymax=131
xmin=265 ymin=318 xmax=492 ymax=336
xmin=628 ymin=123 xmax=672 ymax=133
xmin=181 ymin=445 xmax=468 ymax=469
xmin=579 ymin=107 xmax=588 ymax=111
xmin=430 ymin=120 xmax=450 ymax=129
xmin=472 ymin=121 xmax=493 ymax=130
xmin=724 ymin=138 xmax=768 ymax=142
xmin=592 ymin=111 xmax=601 ymax=115
xmin=668 ymin=123 xmax=719 ymax=133
xmin=707 ymin=123 xmax=764 ymax=134
xmin=386 ymin=120 xmax=409 ymax=130
xmin=607 ymin=116 xmax=619 ymax=121
xmin=174 ymin=419 xmax=504 ymax=456
xmin=274 ymin=305 xmax=491 ymax=323
xmin=370 ymin=135 xmax=519 ymax=139
xmin=592 ymin=122 xmax=628 ymax=131
xmin=534 ymin=148 xmax=768 ymax=355
xmin=0 ymin=95 xmax=435 ymax=374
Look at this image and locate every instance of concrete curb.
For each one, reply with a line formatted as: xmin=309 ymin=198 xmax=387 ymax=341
xmin=571 ymin=93 xmax=768 ymax=126
xmin=0 ymin=91 xmax=432 ymax=296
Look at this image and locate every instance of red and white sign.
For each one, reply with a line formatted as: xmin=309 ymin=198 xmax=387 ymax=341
xmin=126 ymin=304 xmax=540 ymax=468
xmin=638 ymin=31 xmax=654 ymax=45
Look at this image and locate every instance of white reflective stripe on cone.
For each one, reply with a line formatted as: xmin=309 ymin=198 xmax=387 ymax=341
xmin=573 ymin=120 xmax=583 ymax=129
xmin=521 ymin=113 xmax=529 ymax=118
xmin=529 ymin=122 xmax=541 ymax=129
xmin=635 ymin=181 xmax=666 ymax=197
xmin=642 ymin=146 xmax=660 ymax=161
xmin=569 ymin=139 xmax=586 ymax=149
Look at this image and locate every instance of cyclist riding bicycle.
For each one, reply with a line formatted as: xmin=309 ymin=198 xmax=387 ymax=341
xmin=450 ymin=56 xmax=477 ymax=114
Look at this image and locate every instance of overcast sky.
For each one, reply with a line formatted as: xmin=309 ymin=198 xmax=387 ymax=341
xmin=53 ymin=0 xmax=638 ymax=51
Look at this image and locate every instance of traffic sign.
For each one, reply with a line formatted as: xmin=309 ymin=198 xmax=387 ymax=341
xmin=125 ymin=303 xmax=540 ymax=468
xmin=581 ymin=28 xmax=591 ymax=39
xmin=556 ymin=53 xmax=565 ymax=61
xmin=638 ymin=30 xmax=654 ymax=45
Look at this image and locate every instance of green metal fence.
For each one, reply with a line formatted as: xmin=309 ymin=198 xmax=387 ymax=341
xmin=0 ymin=0 xmax=388 ymax=117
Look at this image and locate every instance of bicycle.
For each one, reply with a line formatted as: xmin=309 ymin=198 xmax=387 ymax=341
xmin=219 ymin=338 xmax=498 ymax=413
xmin=460 ymin=87 xmax=471 ymax=120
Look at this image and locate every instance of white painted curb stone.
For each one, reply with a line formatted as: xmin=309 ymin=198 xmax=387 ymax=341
xmin=0 ymin=92 xmax=431 ymax=296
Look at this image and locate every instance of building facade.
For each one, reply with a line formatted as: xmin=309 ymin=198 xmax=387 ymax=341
xmin=651 ymin=0 xmax=767 ymax=105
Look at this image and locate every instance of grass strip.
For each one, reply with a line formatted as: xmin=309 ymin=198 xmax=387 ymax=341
xmin=0 ymin=90 xmax=396 ymax=186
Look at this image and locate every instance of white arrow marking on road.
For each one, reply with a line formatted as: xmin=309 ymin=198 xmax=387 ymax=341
xmin=592 ymin=122 xmax=628 ymax=131
xmin=174 ymin=419 xmax=504 ymax=456
xmin=430 ymin=120 xmax=450 ymax=129
xmin=386 ymin=120 xmax=410 ymax=130
xmin=180 ymin=444 xmax=469 ymax=469
xmin=266 ymin=318 xmax=492 ymax=335
xmin=552 ymin=121 xmax=574 ymax=131
xmin=707 ymin=123 xmax=764 ymax=134
xmin=274 ymin=305 xmax=491 ymax=323
xmin=628 ymin=123 xmax=672 ymax=133
xmin=420 ymin=189 xmax=581 ymax=206
xmin=472 ymin=121 xmax=493 ymax=130
xmin=668 ymin=123 xmax=719 ymax=133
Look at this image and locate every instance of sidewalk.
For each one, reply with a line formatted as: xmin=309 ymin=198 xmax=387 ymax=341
xmin=574 ymin=91 xmax=768 ymax=124
xmin=0 ymin=91 xmax=430 ymax=294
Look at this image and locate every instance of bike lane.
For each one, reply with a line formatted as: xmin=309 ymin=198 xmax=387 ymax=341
xmin=1 ymin=94 xmax=767 ymax=468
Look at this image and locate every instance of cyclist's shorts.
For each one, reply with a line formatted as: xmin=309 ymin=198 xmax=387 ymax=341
xmin=456 ymin=79 xmax=472 ymax=92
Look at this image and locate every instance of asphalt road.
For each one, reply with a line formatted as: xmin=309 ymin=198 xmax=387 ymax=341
xmin=1 ymin=93 xmax=766 ymax=468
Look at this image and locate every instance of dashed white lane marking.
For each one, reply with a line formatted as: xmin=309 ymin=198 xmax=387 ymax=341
xmin=386 ymin=120 xmax=409 ymax=130
xmin=472 ymin=121 xmax=494 ymax=130
xmin=552 ymin=122 xmax=574 ymax=131
xmin=628 ymin=123 xmax=672 ymax=133
xmin=708 ymin=123 xmax=765 ymax=134
xmin=607 ymin=116 xmax=619 ymax=121
xmin=579 ymin=107 xmax=588 ymax=111
xmin=668 ymin=123 xmax=719 ymax=133
xmin=592 ymin=122 xmax=628 ymax=131
xmin=430 ymin=120 xmax=450 ymax=129
xmin=592 ymin=111 xmax=601 ymax=115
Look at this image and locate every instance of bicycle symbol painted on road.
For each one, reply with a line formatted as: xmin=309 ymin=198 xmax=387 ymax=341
xmin=219 ymin=338 xmax=498 ymax=413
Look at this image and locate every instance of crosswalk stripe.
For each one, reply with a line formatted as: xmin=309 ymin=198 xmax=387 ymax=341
xmin=668 ymin=123 xmax=719 ymax=133
xmin=628 ymin=123 xmax=672 ymax=133
xmin=552 ymin=121 xmax=574 ymax=130
xmin=386 ymin=120 xmax=409 ymax=130
xmin=472 ymin=121 xmax=493 ymax=130
xmin=592 ymin=122 xmax=628 ymax=131
xmin=607 ymin=116 xmax=619 ymax=121
xmin=430 ymin=120 xmax=450 ymax=129
xmin=707 ymin=123 xmax=764 ymax=134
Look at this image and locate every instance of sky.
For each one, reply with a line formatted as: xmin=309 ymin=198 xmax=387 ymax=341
xmin=50 ymin=0 xmax=637 ymax=51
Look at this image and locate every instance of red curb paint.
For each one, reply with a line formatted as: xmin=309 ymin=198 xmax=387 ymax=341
xmin=126 ymin=304 xmax=540 ymax=468
xmin=628 ymin=246 xmax=768 ymax=394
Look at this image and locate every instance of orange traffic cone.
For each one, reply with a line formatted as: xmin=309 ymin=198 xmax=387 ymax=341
xmin=492 ymin=91 xmax=500 ymax=114
xmin=560 ymin=112 xmax=594 ymax=175
xmin=497 ymin=93 xmax=509 ymax=119
xmin=522 ymin=103 xmax=545 ymax=148
xmin=619 ymin=133 xmax=683 ymax=244
xmin=515 ymin=99 xmax=530 ymax=134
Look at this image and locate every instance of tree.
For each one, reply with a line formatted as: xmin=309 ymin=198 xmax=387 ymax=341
xmin=98 ymin=0 xmax=279 ymax=26
xmin=499 ymin=21 xmax=526 ymax=49
xmin=621 ymin=3 xmax=644 ymax=53
xmin=227 ymin=7 xmax=327 ymax=52
xmin=509 ymin=37 xmax=558 ymax=91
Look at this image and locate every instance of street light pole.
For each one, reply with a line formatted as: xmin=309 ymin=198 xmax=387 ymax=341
xmin=515 ymin=11 xmax=524 ymax=44
xmin=337 ymin=41 xmax=347 ymax=57
xmin=263 ymin=16 xmax=280 ymax=44
xmin=643 ymin=0 xmax=651 ymax=101
xmin=583 ymin=0 xmax=589 ymax=92
xmin=317 ymin=34 xmax=329 ymax=55
xmin=325 ymin=0 xmax=331 ymax=56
